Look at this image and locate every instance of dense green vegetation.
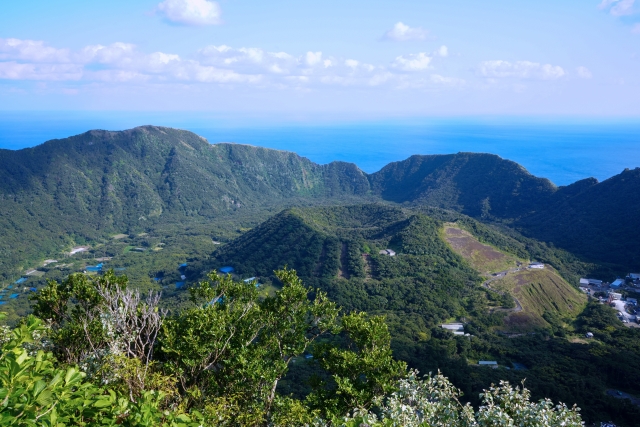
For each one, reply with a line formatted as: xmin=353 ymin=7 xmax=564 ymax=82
xmin=2 ymin=126 xmax=640 ymax=425
xmin=0 ymin=271 xmax=583 ymax=426
xmin=0 ymin=126 xmax=373 ymax=279
xmin=204 ymin=204 xmax=640 ymax=426
xmin=1 ymin=125 xmax=639 ymax=281
xmin=210 ymin=205 xmax=483 ymax=332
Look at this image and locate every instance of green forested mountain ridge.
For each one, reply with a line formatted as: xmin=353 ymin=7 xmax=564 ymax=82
xmin=371 ymin=155 xmax=640 ymax=268
xmin=210 ymin=204 xmax=483 ymax=330
xmin=515 ymin=168 xmax=640 ymax=268
xmin=0 ymin=126 xmax=371 ymax=275
xmin=1 ymin=125 xmax=639 ymax=275
xmin=369 ymin=152 xmax=557 ymax=218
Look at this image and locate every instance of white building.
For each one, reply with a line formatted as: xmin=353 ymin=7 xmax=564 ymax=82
xmin=629 ymin=273 xmax=640 ymax=280
xmin=580 ymin=278 xmax=589 ymax=285
xmin=441 ymin=323 xmax=464 ymax=335
xmin=379 ymin=249 xmax=396 ymax=256
xmin=529 ymin=262 xmax=544 ymax=269
xmin=609 ymin=292 xmax=622 ymax=300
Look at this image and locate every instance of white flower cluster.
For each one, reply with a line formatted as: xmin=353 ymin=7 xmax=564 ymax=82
xmin=331 ymin=370 xmax=583 ymax=427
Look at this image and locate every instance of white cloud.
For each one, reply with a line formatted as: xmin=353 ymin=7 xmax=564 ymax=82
xmin=477 ymin=60 xmax=565 ymax=80
xmin=383 ymin=22 xmax=429 ymax=41
xmin=80 ymin=43 xmax=137 ymax=64
xmin=392 ymin=52 xmax=433 ymax=71
xmin=430 ymin=74 xmax=465 ymax=86
xmin=368 ymin=72 xmax=394 ymax=86
xmin=345 ymin=59 xmax=359 ymax=69
xmin=86 ymin=70 xmax=149 ymax=83
xmin=0 ymin=38 xmax=70 ymax=63
xmin=189 ymin=65 xmax=261 ymax=83
xmin=576 ymin=66 xmax=593 ymax=79
xmin=0 ymin=37 xmax=472 ymax=91
xmin=197 ymin=45 xmax=297 ymax=74
xmin=599 ymin=0 xmax=636 ymax=16
xmin=305 ymin=51 xmax=323 ymax=67
xmin=0 ymin=62 xmax=82 ymax=80
xmin=436 ymin=45 xmax=448 ymax=57
xmin=156 ymin=0 xmax=222 ymax=26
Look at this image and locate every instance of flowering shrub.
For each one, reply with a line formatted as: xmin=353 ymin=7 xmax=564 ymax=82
xmin=331 ymin=370 xmax=583 ymax=427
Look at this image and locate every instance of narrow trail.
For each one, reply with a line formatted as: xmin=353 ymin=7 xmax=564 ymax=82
xmin=362 ymin=253 xmax=373 ymax=280
xmin=482 ymin=267 xmax=523 ymax=313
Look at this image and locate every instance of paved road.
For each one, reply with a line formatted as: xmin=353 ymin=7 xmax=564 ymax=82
xmin=482 ymin=268 xmax=523 ymax=313
xmin=609 ymin=299 xmax=638 ymax=326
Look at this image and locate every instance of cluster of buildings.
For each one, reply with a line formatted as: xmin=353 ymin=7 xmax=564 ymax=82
xmin=579 ymin=273 xmax=640 ymax=294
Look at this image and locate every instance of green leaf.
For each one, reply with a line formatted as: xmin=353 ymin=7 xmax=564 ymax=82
xmin=35 ymin=389 xmax=54 ymax=407
xmin=93 ymin=398 xmax=113 ymax=408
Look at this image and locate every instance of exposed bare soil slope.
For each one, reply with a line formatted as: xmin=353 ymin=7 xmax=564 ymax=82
xmin=443 ymin=223 xmax=522 ymax=275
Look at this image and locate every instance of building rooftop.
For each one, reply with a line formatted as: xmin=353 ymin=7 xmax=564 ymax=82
xmin=611 ymin=279 xmax=624 ymax=287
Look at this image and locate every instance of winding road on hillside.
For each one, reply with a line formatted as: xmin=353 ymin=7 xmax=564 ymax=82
xmin=482 ymin=268 xmax=523 ymax=313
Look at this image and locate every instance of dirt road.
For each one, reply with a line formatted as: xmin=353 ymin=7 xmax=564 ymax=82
xmin=482 ymin=268 xmax=523 ymax=313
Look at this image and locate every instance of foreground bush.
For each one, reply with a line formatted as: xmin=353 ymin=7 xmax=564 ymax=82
xmin=333 ymin=370 xmax=583 ymax=427
xmin=0 ymin=269 xmax=585 ymax=426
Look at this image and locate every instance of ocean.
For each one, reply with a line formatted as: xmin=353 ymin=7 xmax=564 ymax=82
xmin=1 ymin=112 xmax=639 ymax=186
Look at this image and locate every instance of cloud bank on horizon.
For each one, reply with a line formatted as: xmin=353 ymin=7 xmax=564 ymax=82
xmin=0 ymin=1 xmax=638 ymax=115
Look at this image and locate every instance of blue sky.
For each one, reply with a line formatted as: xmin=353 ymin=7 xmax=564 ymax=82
xmin=1 ymin=0 xmax=640 ymax=118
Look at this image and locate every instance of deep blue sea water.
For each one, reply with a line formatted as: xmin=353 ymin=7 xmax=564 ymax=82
xmin=1 ymin=112 xmax=639 ymax=186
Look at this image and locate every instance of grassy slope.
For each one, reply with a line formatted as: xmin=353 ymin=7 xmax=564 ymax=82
xmin=442 ymin=222 xmax=586 ymax=330
xmin=493 ymin=268 xmax=587 ymax=330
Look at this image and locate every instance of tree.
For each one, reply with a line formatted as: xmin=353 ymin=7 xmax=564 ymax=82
xmin=308 ymin=312 xmax=407 ymax=419
xmin=160 ymin=268 xmax=341 ymax=424
xmin=30 ymin=271 xmax=171 ymax=404
xmin=30 ymin=271 xmax=129 ymax=365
